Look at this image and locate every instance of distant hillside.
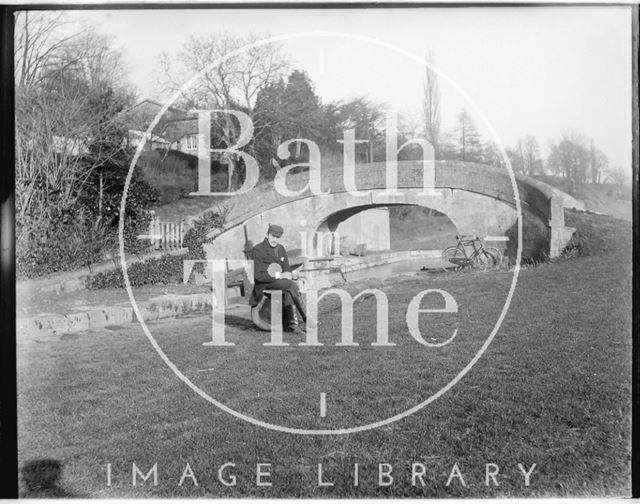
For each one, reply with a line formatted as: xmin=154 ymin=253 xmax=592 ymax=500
xmin=532 ymin=175 xmax=632 ymax=222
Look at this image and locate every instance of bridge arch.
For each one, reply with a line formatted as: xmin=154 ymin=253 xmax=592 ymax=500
xmin=315 ymin=203 xmax=458 ymax=256
xmin=318 ymin=202 xmax=462 ymax=233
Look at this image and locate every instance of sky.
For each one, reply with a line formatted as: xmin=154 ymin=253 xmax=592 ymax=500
xmin=59 ymin=6 xmax=633 ymax=170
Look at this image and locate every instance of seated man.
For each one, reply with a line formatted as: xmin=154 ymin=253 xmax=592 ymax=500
xmin=249 ymin=223 xmax=307 ymax=333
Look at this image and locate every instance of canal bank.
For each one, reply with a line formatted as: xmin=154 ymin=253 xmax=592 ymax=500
xmin=17 ymin=250 xmax=444 ymax=338
xmin=298 ymin=249 xmax=443 ymax=290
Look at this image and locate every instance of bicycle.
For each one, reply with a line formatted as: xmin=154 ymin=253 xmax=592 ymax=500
xmin=441 ymin=235 xmax=502 ymax=272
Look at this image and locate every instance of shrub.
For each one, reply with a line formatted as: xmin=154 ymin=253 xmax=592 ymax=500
xmin=84 ymin=207 xmax=227 ymax=289
xmin=16 ymin=208 xmax=157 ymax=279
xmin=17 ymin=144 xmax=160 ymax=280
xmin=183 ymin=208 xmax=228 ymax=261
xmin=560 ymin=232 xmax=583 ymax=259
xmin=17 ymin=230 xmax=98 ymax=279
xmin=503 ymin=210 xmax=551 ymax=266
xmin=85 ymin=254 xmax=184 ymax=289
xmin=17 ymin=206 xmax=104 ymax=279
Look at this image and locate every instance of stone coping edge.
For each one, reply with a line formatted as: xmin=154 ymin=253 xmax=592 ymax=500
xmin=17 ymin=292 xmax=216 ymax=339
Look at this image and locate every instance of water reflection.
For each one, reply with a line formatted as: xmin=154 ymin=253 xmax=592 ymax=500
xmin=345 ymin=257 xmax=443 ymax=283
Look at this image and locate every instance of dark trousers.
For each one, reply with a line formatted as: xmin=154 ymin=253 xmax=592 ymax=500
xmin=255 ymin=279 xmax=306 ymax=322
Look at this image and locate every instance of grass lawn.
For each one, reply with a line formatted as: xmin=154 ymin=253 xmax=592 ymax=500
xmin=16 ymin=212 xmax=632 ymax=497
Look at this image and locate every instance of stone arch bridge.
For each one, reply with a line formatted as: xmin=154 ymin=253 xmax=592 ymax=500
xmin=198 ymin=160 xmax=582 ymax=263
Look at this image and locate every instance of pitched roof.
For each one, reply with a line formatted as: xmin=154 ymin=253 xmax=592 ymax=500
xmin=119 ymin=99 xmax=193 ymax=135
xmin=163 ymin=117 xmax=199 ymax=142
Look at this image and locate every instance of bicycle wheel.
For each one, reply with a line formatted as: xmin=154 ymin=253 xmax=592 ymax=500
xmin=441 ymin=246 xmax=465 ymax=271
xmin=484 ymin=247 xmax=503 ymax=267
xmin=475 ymin=249 xmax=498 ymax=270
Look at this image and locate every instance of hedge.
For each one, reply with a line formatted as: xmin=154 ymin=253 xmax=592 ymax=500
xmin=85 ymin=253 xmax=184 ymax=289
xmin=85 ymin=209 xmax=226 ymax=289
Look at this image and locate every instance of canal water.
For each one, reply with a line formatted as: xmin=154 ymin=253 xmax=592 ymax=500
xmin=343 ymin=256 xmax=444 ymax=283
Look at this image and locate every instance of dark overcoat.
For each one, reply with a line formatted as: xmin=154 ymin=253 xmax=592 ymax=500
xmin=249 ymin=238 xmax=292 ymax=306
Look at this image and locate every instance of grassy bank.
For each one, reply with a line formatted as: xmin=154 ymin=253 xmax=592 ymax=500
xmin=17 ymin=212 xmax=632 ymax=497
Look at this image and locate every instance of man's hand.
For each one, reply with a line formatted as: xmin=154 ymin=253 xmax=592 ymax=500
xmin=280 ymin=271 xmax=293 ymax=280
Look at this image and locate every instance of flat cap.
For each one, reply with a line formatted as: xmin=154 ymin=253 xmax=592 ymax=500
xmin=268 ymin=223 xmax=284 ymax=237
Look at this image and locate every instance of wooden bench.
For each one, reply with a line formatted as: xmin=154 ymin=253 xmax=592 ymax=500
xmin=223 ymin=263 xmax=282 ymax=331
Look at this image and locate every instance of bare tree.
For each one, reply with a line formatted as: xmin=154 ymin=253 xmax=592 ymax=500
xmin=589 ymin=139 xmax=608 ymax=184
xmin=546 ymin=131 xmax=590 ymax=185
xmin=14 ymin=11 xmax=88 ymax=89
xmin=516 ymin=139 xmax=526 ymax=173
xmin=15 ymin=18 xmax=134 ymax=246
xmin=522 ymin=135 xmax=542 ymax=175
xmin=506 ymin=144 xmax=524 ymax=174
xmin=422 ymin=51 xmax=441 ymax=158
xmin=604 ymin=166 xmax=630 ymax=187
xmin=158 ymin=33 xmax=288 ymax=150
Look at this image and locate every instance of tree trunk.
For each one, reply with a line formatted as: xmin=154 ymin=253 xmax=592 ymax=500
xmin=97 ymin=171 xmax=104 ymax=224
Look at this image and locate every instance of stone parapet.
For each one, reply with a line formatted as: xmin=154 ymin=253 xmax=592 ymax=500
xmin=200 ymin=161 xmax=582 ymax=259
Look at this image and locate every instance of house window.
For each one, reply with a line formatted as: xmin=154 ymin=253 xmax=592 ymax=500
xmin=186 ymin=135 xmax=198 ymax=150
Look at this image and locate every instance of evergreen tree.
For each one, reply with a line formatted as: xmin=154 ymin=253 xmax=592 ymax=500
xmin=422 ymin=51 xmax=441 ymax=159
xmin=482 ymin=141 xmax=506 ymax=169
xmin=453 ymin=109 xmax=483 ymax=163
xmin=324 ymin=97 xmax=385 ymax=163
xmin=282 ymin=70 xmax=325 ymax=144
xmin=252 ymin=70 xmax=325 ymax=179
xmin=252 ymin=78 xmax=287 ymax=179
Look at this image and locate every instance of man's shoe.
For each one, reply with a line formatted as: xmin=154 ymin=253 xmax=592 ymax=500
xmin=291 ymin=293 xmax=307 ymax=324
xmin=290 ymin=325 xmax=306 ymax=336
xmin=283 ymin=305 xmax=298 ymax=332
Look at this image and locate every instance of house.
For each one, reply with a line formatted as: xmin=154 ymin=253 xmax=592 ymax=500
xmin=163 ymin=117 xmax=200 ymax=153
xmin=120 ymin=99 xmax=237 ymax=191
xmin=50 ymin=135 xmax=90 ymax=156
xmin=119 ymin=99 xmax=202 ymax=153
xmin=125 ymin=129 xmax=171 ymax=151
